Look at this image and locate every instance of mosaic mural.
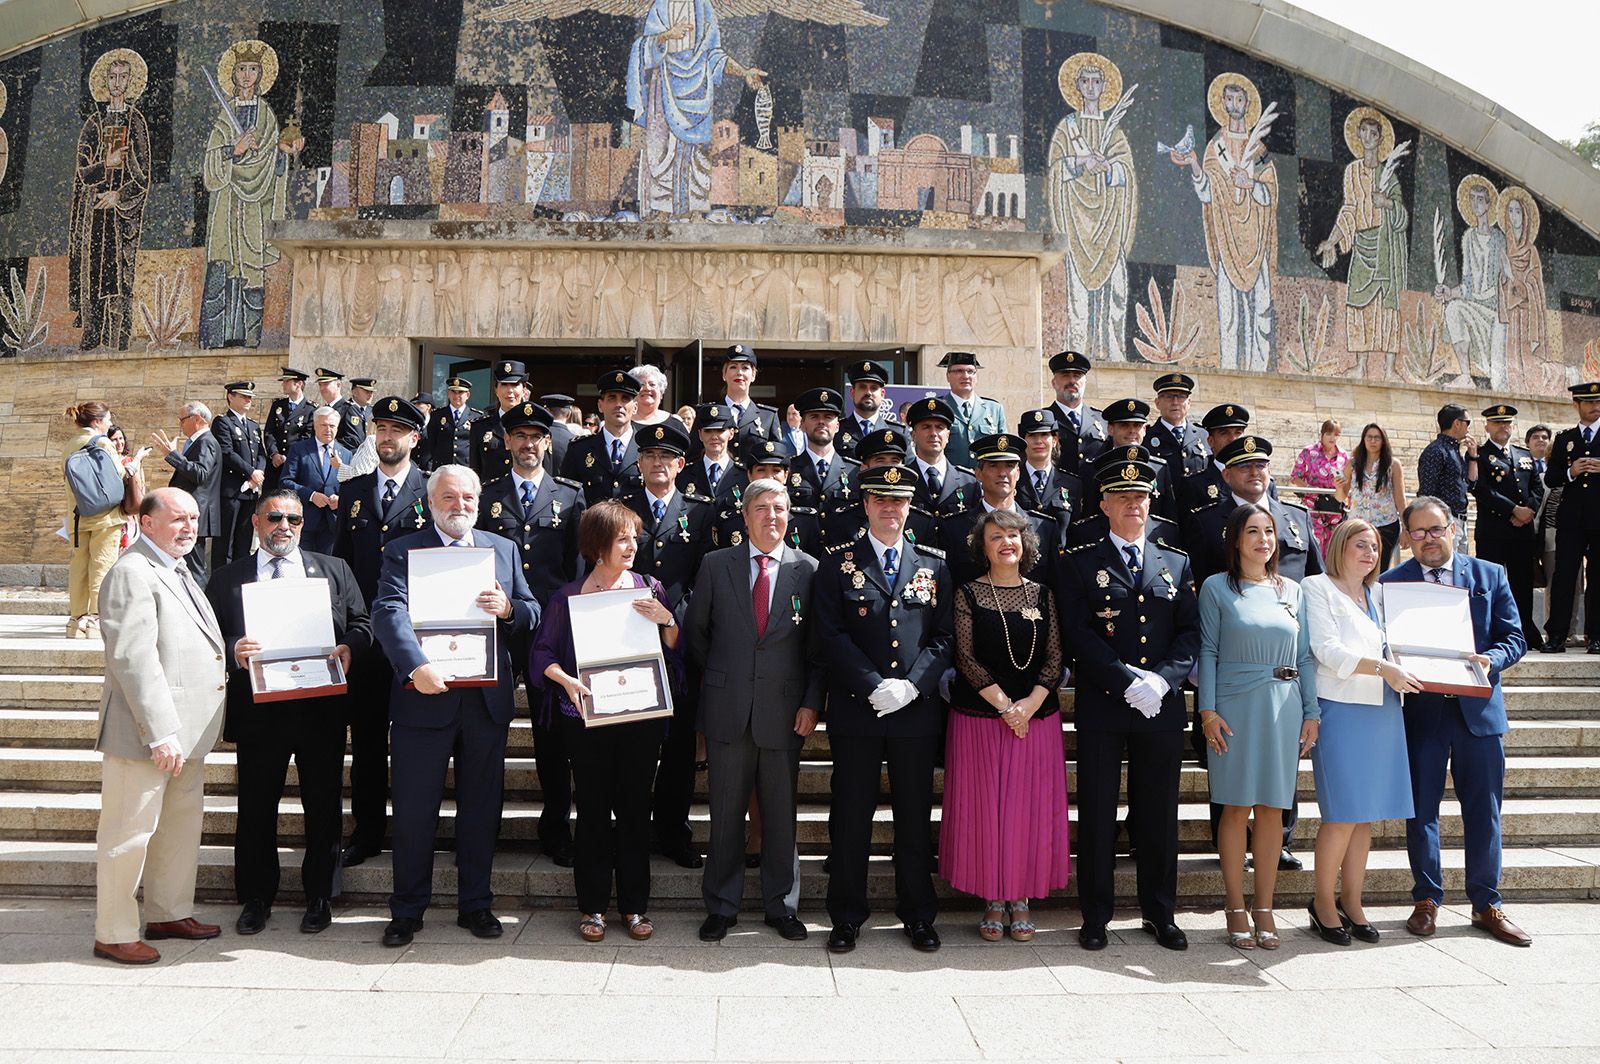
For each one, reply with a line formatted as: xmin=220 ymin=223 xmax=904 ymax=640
xmin=0 ymin=0 xmax=1596 ymax=392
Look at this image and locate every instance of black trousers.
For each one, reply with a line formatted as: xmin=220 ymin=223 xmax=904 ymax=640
xmin=826 ymin=732 xmax=939 ymax=928
xmin=212 ymin=494 xmax=255 ymax=572
xmin=650 ymin=681 xmax=697 ymax=852
xmin=1076 ymin=728 xmax=1182 ymax=928
xmin=1376 ymin=520 xmax=1401 ymax=569
xmin=564 ymin=713 xmax=665 ymax=915
xmin=531 ymin=687 xmax=574 ymax=854
xmin=1477 ymin=533 xmax=1539 ymax=647
xmin=233 ymin=711 xmax=346 ymax=905
xmin=1544 ymin=523 xmax=1600 ymax=642
xmin=388 ymin=694 xmax=508 ymax=919
xmin=345 ymin=649 xmax=394 ymax=849
xmin=184 ymin=539 xmax=211 ymax=586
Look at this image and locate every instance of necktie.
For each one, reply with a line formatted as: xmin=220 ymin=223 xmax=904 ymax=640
xmin=960 ymin=400 xmax=972 ymax=422
xmin=270 ymin=557 xmax=284 ymax=580
xmin=175 ymin=561 xmax=214 ymax=626
xmin=882 ymin=547 xmax=898 ymax=580
xmin=1427 ymin=567 xmax=1445 ymax=584
xmin=861 ymin=419 xmax=873 ymax=438
xmin=610 ymin=438 xmax=623 ymax=467
xmin=925 ymin=466 xmax=942 ymax=499
xmin=708 ymin=462 xmax=720 ymax=488
xmin=753 ymin=555 xmax=771 ymax=638
xmin=816 ymin=458 xmax=829 ymax=483
xmin=450 ymin=538 xmax=467 ymax=547
xmin=652 ymin=498 xmax=665 ymax=524
xmin=1067 ymin=409 xmax=1081 ymax=435
xmin=520 ymin=480 xmax=534 ymax=514
xmin=321 ymin=443 xmax=331 ymax=471
xmin=732 ymin=403 xmax=744 ymax=422
xmin=1536 ymin=459 xmax=1546 ymax=476
xmin=1034 ymin=469 xmax=1048 ymax=496
xmin=382 ymin=478 xmax=397 ymax=508
xmin=1585 ymin=427 xmax=1594 ymax=446
xmin=452 ymin=407 xmax=461 ymax=426
xmin=1123 ymin=543 xmax=1142 ymax=578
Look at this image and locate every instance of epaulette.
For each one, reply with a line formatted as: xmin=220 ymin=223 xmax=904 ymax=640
xmin=793 ymin=505 xmax=818 ymax=515
xmin=1065 ymin=539 xmax=1100 ymax=553
xmin=1278 ymin=498 xmax=1310 ymax=513
xmin=1189 ymin=502 xmax=1220 ymax=515
xmin=829 ymin=502 xmax=858 ymax=516
xmin=682 ymin=493 xmax=711 ymax=506
xmin=1070 ymin=513 xmax=1097 ymax=527
xmin=916 ymin=544 xmax=946 ymax=559
xmin=552 ymin=475 xmax=582 ymax=490
xmin=825 ymin=542 xmax=853 ymax=555
xmin=910 ymin=503 xmax=935 ymax=517
xmin=754 ymin=402 xmax=779 ymax=413
xmin=839 ymin=455 xmax=862 ymax=467
xmin=952 ymin=463 xmax=975 ymax=475
xmin=717 ymin=507 xmax=738 ymax=520
xmin=1150 ymin=540 xmax=1189 ymax=556
xmin=481 ymin=471 xmax=512 ymax=488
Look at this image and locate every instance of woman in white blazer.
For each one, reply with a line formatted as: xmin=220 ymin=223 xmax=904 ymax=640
xmin=1301 ymin=518 xmax=1423 ymax=945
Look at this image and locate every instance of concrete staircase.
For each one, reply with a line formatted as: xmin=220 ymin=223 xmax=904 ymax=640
xmin=1 ymin=590 xmax=1597 ymax=908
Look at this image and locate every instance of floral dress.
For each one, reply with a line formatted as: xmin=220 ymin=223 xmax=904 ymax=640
xmin=1292 ymin=443 xmax=1349 ymax=555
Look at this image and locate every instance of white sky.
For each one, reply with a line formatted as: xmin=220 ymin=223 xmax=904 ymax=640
xmin=1286 ymin=0 xmax=1597 ymax=144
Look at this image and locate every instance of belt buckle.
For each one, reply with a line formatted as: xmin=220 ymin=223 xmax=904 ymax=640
xmin=1273 ymin=666 xmax=1298 ymax=681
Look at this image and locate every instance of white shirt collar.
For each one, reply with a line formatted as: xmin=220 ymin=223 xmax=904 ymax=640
xmin=914 ymin=455 xmax=947 ymax=478
xmin=1108 ymin=529 xmax=1147 ymax=558
xmin=981 ymin=497 xmax=1018 ymax=514
xmin=868 ymin=531 xmax=906 ymax=570
xmin=748 ymin=541 xmax=783 ymax=565
xmin=705 ymin=454 xmax=729 ymax=473
xmin=256 ymin=548 xmax=305 ymax=579
xmin=1161 ymin=419 xmax=1185 ymax=435
xmin=146 ymin=542 xmax=183 ymax=570
xmin=646 ymin=485 xmax=676 ymax=509
xmin=602 ymin=425 xmax=633 ymax=450
xmin=378 ymin=462 xmax=411 ymax=488
xmin=436 ymin=527 xmax=475 ymax=548
xmin=512 ymin=468 xmax=544 ymax=494
xmin=806 ymin=445 xmax=835 ymax=465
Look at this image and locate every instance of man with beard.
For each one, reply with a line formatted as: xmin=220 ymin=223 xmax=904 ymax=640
xmin=789 ymin=387 xmax=858 ymax=511
xmin=1046 ymin=350 xmax=1108 ymax=476
xmin=836 ymin=358 xmax=903 ymax=459
xmin=207 ymin=490 xmax=368 ymax=935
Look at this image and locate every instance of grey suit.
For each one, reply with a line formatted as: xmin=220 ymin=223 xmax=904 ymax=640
xmin=686 ymin=542 xmax=824 ymax=919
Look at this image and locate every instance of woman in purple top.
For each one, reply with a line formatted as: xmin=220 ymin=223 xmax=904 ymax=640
xmin=531 ymin=500 xmax=680 ymax=944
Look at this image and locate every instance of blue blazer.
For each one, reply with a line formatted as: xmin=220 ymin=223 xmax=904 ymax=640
xmin=279 ymin=438 xmax=353 ymax=544
xmin=371 ymin=527 xmax=539 ymax=727
xmin=1379 ymin=554 xmax=1526 ymax=736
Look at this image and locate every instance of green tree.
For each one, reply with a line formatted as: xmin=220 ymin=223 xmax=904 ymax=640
xmin=1565 ymin=121 xmax=1600 ymax=169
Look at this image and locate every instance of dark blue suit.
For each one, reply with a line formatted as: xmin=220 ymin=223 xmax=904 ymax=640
xmin=1381 ymin=553 xmax=1526 ymax=911
xmin=372 ymin=528 xmax=539 ymax=920
xmin=279 ymin=438 xmax=352 ymax=553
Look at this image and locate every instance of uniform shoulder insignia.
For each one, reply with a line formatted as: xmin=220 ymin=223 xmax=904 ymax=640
xmin=792 ymin=505 xmax=818 ymax=515
xmin=830 ymin=503 xmax=855 ymax=515
xmin=1190 ymin=502 xmax=1218 ymax=514
xmin=483 ymin=472 xmax=512 ymax=488
xmin=1278 ymin=499 xmax=1310 ymax=513
xmin=1069 ymin=514 xmax=1097 ymax=527
xmin=682 ymin=494 xmax=710 ymax=507
xmin=952 ymin=463 xmax=976 ymax=475
xmin=1152 ymin=541 xmax=1190 ymax=557
xmin=553 ymin=475 xmax=583 ymax=490
xmin=910 ymin=504 xmax=935 ymax=517
xmin=754 ymin=402 xmax=779 ymax=412
xmin=916 ymin=544 xmax=947 ymax=559
xmin=825 ymin=542 xmax=853 ymax=555
xmin=840 ymin=455 xmax=862 ymax=467
xmin=1065 ymin=540 xmax=1099 ymax=553
xmin=717 ymin=507 xmax=737 ymax=520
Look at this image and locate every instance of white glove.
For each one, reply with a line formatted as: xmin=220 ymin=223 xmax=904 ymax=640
xmin=870 ymin=677 xmax=919 ymax=717
xmin=1124 ymin=670 xmax=1168 ymax=719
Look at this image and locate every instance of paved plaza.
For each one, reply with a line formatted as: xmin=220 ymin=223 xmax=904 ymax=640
xmin=0 ymin=897 xmax=1596 ymax=1063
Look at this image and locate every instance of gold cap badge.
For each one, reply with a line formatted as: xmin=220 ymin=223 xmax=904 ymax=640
xmin=1122 ymin=464 xmax=1139 ymax=481
xmin=1243 ymin=437 xmax=1257 ymax=453
xmin=884 ymin=468 xmax=902 ymax=484
xmin=387 ymin=399 xmax=398 ymax=412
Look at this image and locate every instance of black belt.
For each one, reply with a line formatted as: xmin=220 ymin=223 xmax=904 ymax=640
xmin=1272 ymin=667 xmax=1299 ymax=681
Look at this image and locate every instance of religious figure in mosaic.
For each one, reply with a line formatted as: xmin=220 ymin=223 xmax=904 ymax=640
xmin=1047 ymin=52 xmax=1137 ymax=363
xmin=1169 ymin=73 xmax=1279 ymax=371
xmin=1497 ymin=185 xmax=1546 ymax=391
xmin=68 ymin=48 xmax=151 ymax=351
xmin=1436 ymin=174 xmax=1508 ymax=389
xmin=199 ymin=39 xmax=303 ymax=348
xmin=480 ymin=0 xmax=886 ymax=216
xmin=1315 ymin=106 xmax=1409 ymax=378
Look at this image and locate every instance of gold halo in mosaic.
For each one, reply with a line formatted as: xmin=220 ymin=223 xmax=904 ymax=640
xmin=218 ymin=39 xmax=279 ymax=97
xmin=1057 ymin=52 xmax=1122 ymax=113
xmin=1206 ymin=72 xmax=1261 ymax=130
xmin=1497 ymin=185 xmax=1540 ymax=246
xmin=1342 ymin=105 xmax=1395 ymax=161
xmin=1456 ymin=174 xmax=1500 ymax=227
xmin=89 ymin=48 xmax=148 ymax=104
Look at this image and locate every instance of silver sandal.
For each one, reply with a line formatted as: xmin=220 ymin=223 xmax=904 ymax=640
xmin=1225 ymin=907 xmax=1255 ymax=950
xmin=1253 ymin=907 xmax=1281 ymax=950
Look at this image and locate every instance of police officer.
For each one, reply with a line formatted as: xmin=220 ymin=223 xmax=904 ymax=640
xmin=537 ymin=392 xmax=576 ymax=474
xmin=409 ymin=394 xmax=436 ymax=473
xmin=1541 ymin=381 xmax=1600 ymax=653
xmin=1016 ymin=408 xmax=1085 ymax=528
xmin=1474 ymin=404 xmax=1542 ymax=651
xmin=1145 ymin=373 xmax=1211 ymax=477
xmin=1179 ymin=403 xmax=1278 ymax=512
xmin=212 ymin=380 xmax=267 ymax=571
xmin=905 ymin=396 xmax=977 ymax=514
xmin=623 ymin=418 xmax=715 ymax=868
xmin=837 ymin=358 xmax=903 ymax=459
xmin=1046 ymin=350 xmax=1109 ymax=475
xmin=937 ymin=433 xmax=1063 ymax=586
xmin=1082 ymin=399 xmax=1180 ymax=528
xmin=790 ymin=386 xmax=859 ymax=511
xmin=1067 ymin=448 xmax=1184 ymax=551
xmin=471 ymin=360 xmax=530 ymax=481
xmin=333 ymin=376 xmax=375 ymax=453
xmin=940 ymin=352 xmax=1007 ymax=470
xmin=562 ymin=369 xmax=645 ymax=504
xmin=477 ymin=401 xmax=586 ymax=866
xmin=428 ymin=377 xmax=480 ymax=470
xmin=1056 ymin=454 xmax=1199 ymax=952
xmin=694 ymin=344 xmax=782 ymax=463
xmin=813 ymin=464 xmax=954 ymax=954
xmin=714 ymin=438 xmax=823 ymax=556
xmin=820 ymin=426 xmax=938 ymax=551
xmin=332 ymin=395 xmax=432 ymax=866
xmin=264 ymin=367 xmax=314 ymax=491
xmin=678 ymin=403 xmax=743 ymax=504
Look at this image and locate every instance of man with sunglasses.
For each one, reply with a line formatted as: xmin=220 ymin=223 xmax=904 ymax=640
xmin=206 ymin=490 xmax=370 ymax=936
xmin=1416 ymin=404 xmax=1478 ymax=555
xmin=1380 ymin=496 xmax=1529 ymax=947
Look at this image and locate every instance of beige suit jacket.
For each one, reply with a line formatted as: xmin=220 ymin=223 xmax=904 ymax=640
xmin=95 ymin=537 xmax=226 ymax=761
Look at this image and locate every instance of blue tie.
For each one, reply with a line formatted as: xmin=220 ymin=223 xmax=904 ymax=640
xmin=450 ymin=538 xmax=467 ymax=547
xmin=610 ymin=438 xmax=623 ymax=466
xmin=1123 ymin=543 xmax=1141 ymax=578
xmin=883 ymin=547 xmax=898 ymax=580
xmin=817 ymin=459 xmax=829 ymax=483
xmin=708 ymin=462 xmax=720 ymax=487
xmin=1068 ymin=410 xmax=1081 ymax=435
xmin=652 ymin=498 xmax=665 ymax=524
xmin=520 ymin=480 xmax=534 ymax=514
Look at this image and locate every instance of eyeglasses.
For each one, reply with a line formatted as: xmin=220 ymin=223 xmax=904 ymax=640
xmin=263 ymin=512 xmax=305 ymax=526
xmin=1406 ymin=525 xmax=1451 ymax=541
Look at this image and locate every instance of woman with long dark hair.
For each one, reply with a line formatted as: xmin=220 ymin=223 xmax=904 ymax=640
xmin=1339 ymin=422 xmax=1406 ymax=566
xmin=62 ymin=401 xmax=131 ymax=637
xmin=1197 ymin=503 xmax=1318 ymax=950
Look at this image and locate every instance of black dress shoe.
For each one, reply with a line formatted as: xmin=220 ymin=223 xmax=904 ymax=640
xmin=457 ymin=909 xmax=503 ymax=939
xmin=1308 ymin=903 xmax=1351 ymax=945
xmin=546 ymin=843 xmax=575 ymax=868
xmin=300 ymin=898 xmax=332 ymax=934
xmin=826 ymin=922 xmax=859 ymax=953
xmin=699 ymin=913 xmax=737 ymax=941
xmin=1542 ymin=640 xmax=1567 ymax=654
xmin=235 ymin=899 xmax=270 ymax=936
xmin=1142 ymin=919 xmax=1188 ymax=951
xmin=1588 ymin=640 xmax=1600 ymax=655
xmin=1278 ymin=848 xmax=1304 ymax=872
xmin=904 ymin=920 xmax=941 ymax=952
xmin=661 ymin=845 xmax=705 ymax=869
xmin=1336 ymin=899 xmax=1380 ymax=943
xmin=341 ymin=841 xmax=381 ymax=868
xmin=1078 ymin=924 xmax=1108 ymax=951
xmin=765 ymin=915 xmax=808 ymax=941
xmin=382 ymin=916 xmax=424 ymax=948
xmin=744 ymin=852 xmax=762 ymax=869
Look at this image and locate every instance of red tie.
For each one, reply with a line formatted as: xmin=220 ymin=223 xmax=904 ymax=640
xmin=753 ymin=555 xmax=771 ymax=638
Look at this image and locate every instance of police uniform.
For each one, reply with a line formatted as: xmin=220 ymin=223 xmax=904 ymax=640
xmin=470 ymin=361 xmax=530 ymax=482
xmin=836 ymin=358 xmax=905 ymax=460
xmin=1182 ymin=436 xmax=1322 ymax=587
xmin=428 ymin=378 xmax=481 ymax=470
xmin=410 ymin=395 xmax=437 ymax=473
xmin=1054 ymin=455 xmax=1199 ymax=949
xmin=1047 ymin=350 xmax=1109 ymax=475
xmin=940 ymin=351 xmax=1007 ymax=470
xmin=712 ymin=441 xmax=822 ymax=555
xmin=822 ymin=426 xmax=939 ymax=550
xmin=330 ymin=372 xmax=373 ymax=453
xmin=477 ymin=401 xmax=587 ymax=862
xmin=905 ymin=396 xmax=978 ymax=513
xmin=935 ymin=433 xmax=1064 ymax=586
xmin=813 ymin=465 xmax=954 ymax=952
xmin=693 ymin=345 xmax=782 ymax=464
xmin=1082 ymin=404 xmax=1180 ymax=528
xmin=264 ymin=367 xmax=314 ymax=491
xmin=1473 ymin=404 xmax=1542 ymax=649
xmin=537 ymin=392 xmax=576 ymax=475
xmin=677 ymin=403 xmax=745 ymax=504
xmin=212 ymin=381 xmax=267 ymax=571
xmin=1541 ymin=382 xmax=1600 ymax=651
xmin=1178 ymin=404 xmax=1279 ymax=511
xmin=560 ymin=370 xmax=646 ymax=504
xmin=1017 ymin=408 xmax=1086 ymax=528
xmin=789 ymin=387 xmax=860 ymax=511
xmin=331 ymin=396 xmax=433 ymax=864
xmin=1144 ymin=373 xmax=1211 ymax=477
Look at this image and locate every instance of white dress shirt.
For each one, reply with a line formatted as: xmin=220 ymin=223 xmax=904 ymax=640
xmin=255 ymin=548 xmax=306 ymax=580
xmin=747 ymin=542 xmax=783 ymax=612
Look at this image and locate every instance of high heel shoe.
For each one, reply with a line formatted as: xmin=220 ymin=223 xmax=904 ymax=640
xmin=978 ymin=901 xmax=1006 ymax=942
xmin=1252 ymin=908 xmax=1281 ymax=950
xmin=1308 ymin=903 xmax=1351 ymax=946
xmin=1337 ymin=898 xmax=1380 ymax=943
xmin=1224 ymin=908 xmax=1255 ymax=950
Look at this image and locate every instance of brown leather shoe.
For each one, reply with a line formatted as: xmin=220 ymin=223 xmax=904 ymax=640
xmin=144 ymin=917 xmax=221 ymax=941
xmin=1405 ymin=899 xmax=1439 ymax=936
xmin=1472 ymin=906 xmax=1533 ymax=947
xmin=93 ymin=940 xmax=160 ymax=965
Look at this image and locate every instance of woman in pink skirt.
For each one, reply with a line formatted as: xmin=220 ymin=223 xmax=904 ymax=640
xmin=940 ymin=509 xmax=1069 ymax=941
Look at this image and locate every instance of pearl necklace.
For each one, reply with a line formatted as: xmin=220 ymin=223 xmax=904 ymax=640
xmin=984 ymin=578 xmax=1039 ymax=671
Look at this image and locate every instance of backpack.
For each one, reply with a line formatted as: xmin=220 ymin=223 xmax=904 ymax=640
xmin=65 ymin=434 xmax=126 ymax=532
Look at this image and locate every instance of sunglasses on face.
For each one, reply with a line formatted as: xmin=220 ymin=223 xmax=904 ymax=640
xmin=264 ymin=512 xmax=305 ymax=526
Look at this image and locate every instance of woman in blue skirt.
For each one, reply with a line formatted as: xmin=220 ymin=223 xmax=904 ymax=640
xmin=1302 ymin=518 xmax=1421 ymax=944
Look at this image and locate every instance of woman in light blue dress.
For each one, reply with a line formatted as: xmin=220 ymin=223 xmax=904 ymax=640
xmin=1198 ymin=504 xmax=1319 ymax=950
xmin=1302 ymin=518 xmax=1419 ymax=945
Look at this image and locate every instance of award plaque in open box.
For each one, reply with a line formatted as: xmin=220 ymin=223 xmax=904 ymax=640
xmin=569 ymin=586 xmax=674 ymax=727
xmin=406 ymin=545 xmax=498 ymax=687
xmin=242 ymin=577 xmax=348 ymax=702
xmin=1382 ymin=581 xmax=1492 ymax=698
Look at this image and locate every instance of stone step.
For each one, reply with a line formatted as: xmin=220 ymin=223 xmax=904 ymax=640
xmin=0 ymin=839 xmax=1593 ymax=906
xmin=3 ymin=789 xmax=1596 ymax=853
xmin=0 ymin=591 xmax=68 ymax=615
xmin=6 ymin=747 xmax=1600 ymax=801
